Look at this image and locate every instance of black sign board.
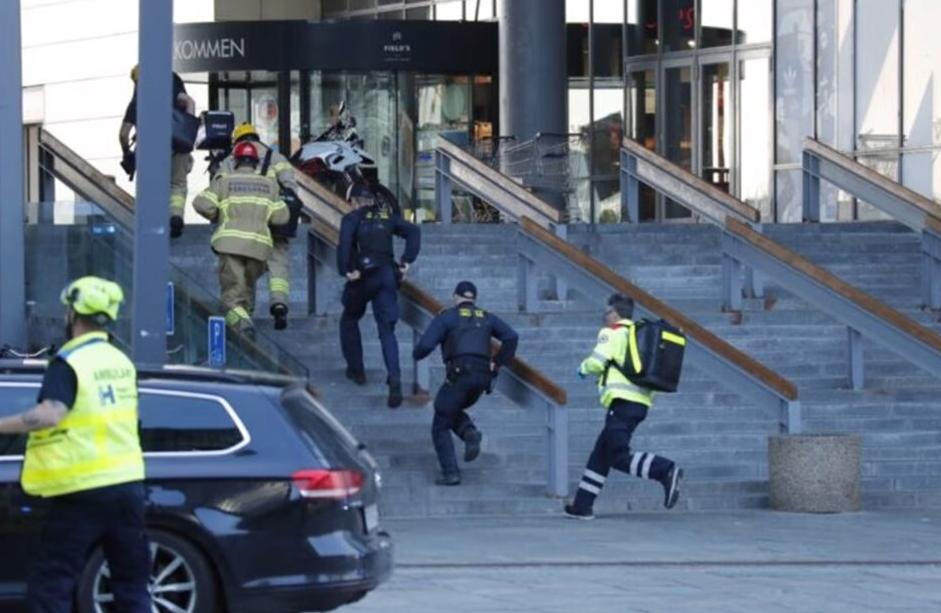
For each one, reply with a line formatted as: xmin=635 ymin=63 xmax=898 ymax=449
xmin=173 ymin=20 xmax=498 ymax=74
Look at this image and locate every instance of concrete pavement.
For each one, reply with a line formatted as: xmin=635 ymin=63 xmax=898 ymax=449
xmin=347 ymin=510 xmax=941 ymax=613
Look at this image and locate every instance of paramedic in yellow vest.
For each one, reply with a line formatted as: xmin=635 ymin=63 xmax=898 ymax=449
xmin=118 ymin=64 xmax=196 ymax=239
xmin=564 ymin=293 xmax=684 ymax=520
xmin=194 ymin=141 xmax=290 ymax=339
xmin=0 ymin=276 xmax=151 ymax=613
xmin=219 ymin=122 xmax=301 ymax=330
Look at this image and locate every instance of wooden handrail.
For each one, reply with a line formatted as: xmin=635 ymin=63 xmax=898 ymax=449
xmin=520 ymin=216 xmax=798 ymax=401
xmin=803 ymin=138 xmax=941 ymax=221
xmin=308 ymin=210 xmax=568 ymax=406
xmin=437 ymin=136 xmax=566 ymax=225
xmin=39 ymin=129 xmax=136 ymax=212
xmin=621 ymin=136 xmax=760 ymax=224
xmin=726 ymin=217 xmax=941 ymax=354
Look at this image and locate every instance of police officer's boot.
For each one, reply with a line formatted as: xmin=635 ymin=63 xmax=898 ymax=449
xmin=463 ymin=428 xmax=482 ymax=462
xmin=169 ymin=215 xmax=184 ymax=239
xmin=270 ymin=303 xmax=288 ymax=331
xmin=387 ymin=378 xmax=403 ymax=409
xmin=435 ymin=472 xmax=461 ymax=486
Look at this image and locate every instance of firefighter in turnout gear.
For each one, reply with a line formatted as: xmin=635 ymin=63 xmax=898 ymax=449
xmin=219 ymin=122 xmax=302 ymax=330
xmin=337 ymin=182 xmax=420 ymax=408
xmin=194 ymin=141 xmax=289 ymax=338
xmin=0 ymin=276 xmax=151 ymax=613
xmin=412 ymin=281 xmax=518 ymax=486
xmin=564 ymin=293 xmax=683 ymax=520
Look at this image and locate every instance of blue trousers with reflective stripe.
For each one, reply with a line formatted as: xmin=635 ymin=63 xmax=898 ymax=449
xmin=28 ymin=481 xmax=151 ymax=613
xmin=572 ymin=399 xmax=674 ymax=511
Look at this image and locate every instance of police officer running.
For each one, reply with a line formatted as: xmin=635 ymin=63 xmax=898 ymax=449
xmin=118 ymin=64 xmax=196 ymax=238
xmin=194 ymin=141 xmax=289 ymax=338
xmin=0 ymin=276 xmax=151 ymax=613
xmin=565 ymin=293 xmax=683 ymax=520
xmin=412 ymin=281 xmax=519 ymax=486
xmin=338 ymin=182 xmax=420 ymax=408
xmin=218 ymin=122 xmax=302 ymax=330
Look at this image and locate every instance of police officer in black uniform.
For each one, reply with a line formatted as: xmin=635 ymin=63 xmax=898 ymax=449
xmin=412 ymin=281 xmax=519 ymax=485
xmin=337 ymin=182 xmax=420 ymax=408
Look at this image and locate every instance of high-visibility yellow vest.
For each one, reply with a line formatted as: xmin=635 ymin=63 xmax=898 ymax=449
xmin=578 ymin=319 xmax=655 ymax=409
xmin=21 ymin=331 xmax=144 ymax=497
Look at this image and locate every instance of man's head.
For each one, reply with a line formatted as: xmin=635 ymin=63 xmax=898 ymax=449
xmin=346 ymin=182 xmax=376 ymax=209
xmin=605 ymin=293 xmax=634 ymax=324
xmin=130 ymin=64 xmax=139 ymax=83
xmin=232 ymin=141 xmax=260 ymax=169
xmin=232 ymin=122 xmax=260 ymax=145
xmin=60 ymin=276 xmax=124 ymax=339
xmin=453 ymin=280 xmax=477 ymax=304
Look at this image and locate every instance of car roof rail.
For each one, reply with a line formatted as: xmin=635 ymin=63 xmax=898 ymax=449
xmin=0 ymin=359 xmax=306 ymax=388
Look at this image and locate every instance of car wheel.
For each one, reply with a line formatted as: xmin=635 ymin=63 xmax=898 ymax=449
xmin=76 ymin=530 xmax=217 ymax=613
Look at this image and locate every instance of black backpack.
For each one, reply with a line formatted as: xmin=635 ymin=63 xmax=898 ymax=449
xmin=609 ymin=319 xmax=687 ymax=393
xmin=260 ymin=148 xmax=304 ymax=239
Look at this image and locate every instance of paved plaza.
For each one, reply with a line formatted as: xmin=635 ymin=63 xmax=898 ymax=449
xmin=346 ymin=510 xmax=941 ymax=613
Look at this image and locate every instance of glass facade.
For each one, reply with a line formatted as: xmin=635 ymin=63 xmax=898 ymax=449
xmin=322 ymin=0 xmax=497 ymax=21
xmin=620 ymin=0 xmax=773 ymax=221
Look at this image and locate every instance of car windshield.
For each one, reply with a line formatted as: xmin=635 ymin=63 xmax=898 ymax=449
xmin=278 ymin=385 xmax=374 ymax=470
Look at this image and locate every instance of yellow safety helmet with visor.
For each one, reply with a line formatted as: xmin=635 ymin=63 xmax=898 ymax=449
xmin=232 ymin=122 xmax=260 ymax=143
xmin=60 ymin=276 xmax=125 ymax=323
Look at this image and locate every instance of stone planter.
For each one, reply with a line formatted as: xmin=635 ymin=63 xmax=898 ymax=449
xmin=768 ymin=433 xmax=862 ymax=513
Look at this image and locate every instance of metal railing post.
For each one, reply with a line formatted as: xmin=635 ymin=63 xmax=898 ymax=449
xmin=847 ymin=326 xmax=864 ymax=390
xmin=435 ymin=150 xmax=452 ymax=225
xmin=547 ymin=401 xmax=568 ymax=498
xmin=620 ymin=149 xmax=640 ymax=224
xmin=783 ymin=399 xmax=802 ymax=434
xmin=517 ymin=252 xmax=537 ymax=313
xmin=921 ymin=229 xmax=941 ymax=310
xmin=803 ymin=151 xmax=821 ymax=222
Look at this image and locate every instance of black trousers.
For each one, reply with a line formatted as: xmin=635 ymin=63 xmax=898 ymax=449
xmin=340 ymin=265 xmax=401 ymax=381
xmin=27 ymin=481 xmax=151 ymax=613
xmin=432 ymin=370 xmax=492 ymax=475
xmin=572 ymin=399 xmax=674 ymax=510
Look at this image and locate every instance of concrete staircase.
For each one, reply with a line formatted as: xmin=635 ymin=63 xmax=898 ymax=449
xmin=170 ymin=220 xmax=941 ymax=515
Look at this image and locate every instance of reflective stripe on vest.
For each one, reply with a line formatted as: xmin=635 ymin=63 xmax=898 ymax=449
xmin=21 ymin=332 xmax=144 ymax=497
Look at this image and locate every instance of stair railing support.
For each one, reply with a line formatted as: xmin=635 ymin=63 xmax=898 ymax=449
xmin=547 ymin=401 xmax=568 ymax=498
xmin=435 ymin=150 xmax=453 ymax=225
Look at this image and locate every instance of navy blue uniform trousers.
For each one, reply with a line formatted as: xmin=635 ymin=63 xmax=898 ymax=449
xmin=572 ymin=399 xmax=674 ymax=510
xmin=340 ymin=265 xmax=401 ymax=381
xmin=28 ymin=481 xmax=151 ymax=613
xmin=433 ymin=370 xmax=491 ymax=475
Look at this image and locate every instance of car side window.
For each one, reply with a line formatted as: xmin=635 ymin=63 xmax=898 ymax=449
xmin=139 ymin=391 xmax=245 ymax=453
xmin=0 ymin=385 xmax=41 ymax=457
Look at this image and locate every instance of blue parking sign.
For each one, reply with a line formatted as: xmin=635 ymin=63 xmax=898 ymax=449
xmin=208 ymin=316 xmax=226 ymax=368
xmin=166 ymin=282 xmax=175 ymax=336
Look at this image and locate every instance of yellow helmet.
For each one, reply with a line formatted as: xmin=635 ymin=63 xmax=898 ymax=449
xmin=130 ymin=64 xmax=139 ymax=82
xmin=232 ymin=122 xmax=259 ymax=143
xmin=60 ymin=276 xmax=125 ymax=322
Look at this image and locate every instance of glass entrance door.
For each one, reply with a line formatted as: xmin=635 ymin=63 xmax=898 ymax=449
xmin=661 ymin=62 xmax=693 ymax=219
xmin=699 ymin=58 xmax=732 ymax=194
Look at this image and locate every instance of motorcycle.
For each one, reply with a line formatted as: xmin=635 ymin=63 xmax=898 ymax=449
xmin=290 ymin=101 xmax=401 ymax=216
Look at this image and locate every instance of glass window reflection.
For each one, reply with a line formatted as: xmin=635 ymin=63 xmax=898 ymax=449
xmin=739 ymin=58 xmax=771 ymax=220
xmin=736 ymin=0 xmax=772 ymax=45
xmin=627 ymin=0 xmax=658 ymax=56
xmin=661 ymin=0 xmax=695 ymax=52
xmin=435 ymin=1 xmax=464 ymax=20
xmin=701 ymin=0 xmax=733 ymax=48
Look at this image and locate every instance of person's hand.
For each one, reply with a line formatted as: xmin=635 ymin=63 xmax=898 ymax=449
xmin=399 ymin=262 xmax=410 ymax=277
xmin=490 ymin=361 xmax=497 ymax=373
xmin=576 ymin=367 xmax=586 ymax=380
xmin=345 ymin=270 xmax=362 ymax=282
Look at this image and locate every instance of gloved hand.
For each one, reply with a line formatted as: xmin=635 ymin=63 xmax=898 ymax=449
xmin=120 ymin=149 xmax=136 ymax=181
xmin=576 ymin=367 xmax=586 ymax=380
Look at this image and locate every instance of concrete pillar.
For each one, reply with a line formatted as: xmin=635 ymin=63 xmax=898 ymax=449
xmin=498 ymin=0 xmax=566 ymax=141
xmin=132 ymin=0 xmax=174 ymax=365
xmin=0 ymin=0 xmax=27 ymax=350
xmin=498 ymin=0 xmax=566 ymax=208
xmin=768 ymin=434 xmax=862 ymax=513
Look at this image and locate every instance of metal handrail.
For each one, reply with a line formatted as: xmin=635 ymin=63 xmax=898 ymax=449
xmin=619 ymin=136 xmax=763 ymax=299
xmin=36 ymin=129 xmax=306 ymax=379
xmin=802 ymin=137 xmax=941 ymax=309
xmin=294 ymin=174 xmax=571 ymax=497
xmin=518 ymin=216 xmax=801 ymax=434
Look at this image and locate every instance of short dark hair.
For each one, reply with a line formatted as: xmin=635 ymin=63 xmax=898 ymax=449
xmin=607 ymin=293 xmax=634 ymax=319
